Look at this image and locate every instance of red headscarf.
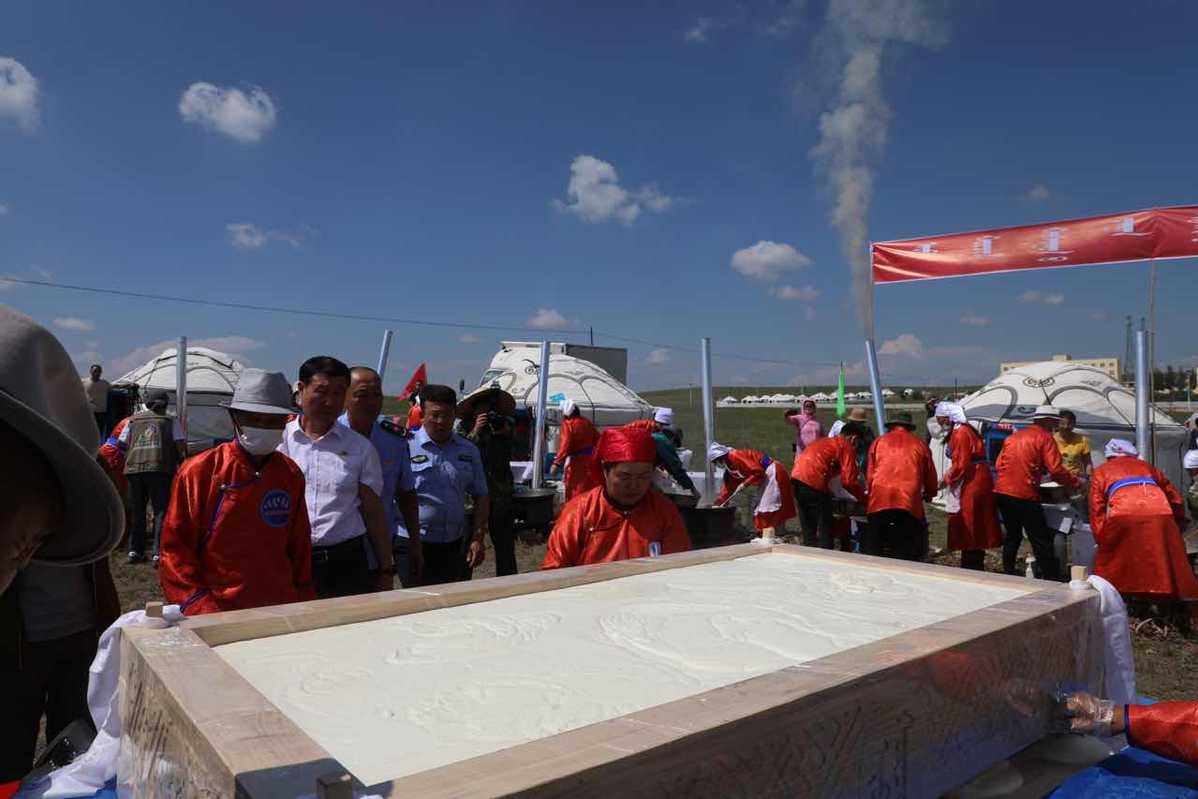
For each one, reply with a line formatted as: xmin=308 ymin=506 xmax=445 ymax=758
xmin=596 ymin=428 xmax=656 ymax=465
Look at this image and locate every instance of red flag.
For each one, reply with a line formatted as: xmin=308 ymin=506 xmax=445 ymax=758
xmin=872 ymin=205 xmax=1198 ymax=284
xmin=400 ymin=363 xmax=427 ymax=399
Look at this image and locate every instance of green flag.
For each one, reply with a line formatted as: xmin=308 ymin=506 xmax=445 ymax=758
xmin=836 ymin=362 xmax=846 ymax=418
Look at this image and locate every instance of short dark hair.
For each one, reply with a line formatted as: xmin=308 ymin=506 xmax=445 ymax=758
xmin=420 ymin=384 xmax=457 ymax=407
xmin=299 ymin=356 xmax=350 ymax=385
xmin=90 ymin=363 xmax=102 ymax=370
xmin=1059 ymin=409 xmax=1076 ymax=423
xmin=840 ymin=421 xmax=868 ymax=438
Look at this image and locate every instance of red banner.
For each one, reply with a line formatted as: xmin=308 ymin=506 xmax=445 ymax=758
xmin=400 ymin=362 xmax=427 ymax=399
xmin=872 ymin=205 xmax=1198 ymax=284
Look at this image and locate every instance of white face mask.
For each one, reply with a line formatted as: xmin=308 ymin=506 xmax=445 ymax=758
xmin=237 ymin=425 xmax=284 ymax=456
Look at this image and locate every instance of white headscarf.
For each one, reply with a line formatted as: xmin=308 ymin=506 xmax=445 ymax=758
xmin=827 ymin=419 xmax=846 ymax=438
xmin=1103 ymin=439 xmax=1139 ymax=459
xmin=707 ymin=442 xmax=732 ymax=463
xmin=935 ymin=401 xmax=967 ymax=425
xmin=654 ymin=407 xmax=674 ymax=425
xmin=1184 ymin=449 xmax=1198 ymax=470
xmin=560 ymin=398 xmax=576 ymax=417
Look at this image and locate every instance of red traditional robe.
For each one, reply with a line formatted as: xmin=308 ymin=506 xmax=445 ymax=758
xmin=714 ymin=448 xmax=797 ymax=531
xmin=99 ymin=416 xmax=131 ymax=495
xmin=1127 ymin=702 xmax=1198 ymax=767
xmin=944 ymin=423 xmax=1003 ymax=551
xmin=791 ymin=436 xmax=865 ymax=501
xmin=994 ymin=424 xmax=1079 ymax=501
xmin=542 ymin=486 xmax=691 ymax=569
xmin=406 ymin=403 xmax=423 ymax=431
xmin=1088 ymin=455 xmax=1198 ymax=601
xmin=553 ymin=415 xmax=602 ymax=501
xmin=623 ymin=418 xmax=658 ymax=436
xmin=866 ymin=428 xmax=937 ymax=518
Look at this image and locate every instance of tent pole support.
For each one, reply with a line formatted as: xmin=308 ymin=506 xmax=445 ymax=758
xmin=865 ymin=339 xmax=886 ymax=430
xmin=1135 ymin=326 xmax=1150 ymax=461
xmin=176 ymin=337 xmax=188 ymax=445
xmin=376 ymin=330 xmax=394 ymax=381
xmin=700 ymin=337 xmax=716 ymax=505
xmin=531 ymin=341 xmax=551 ymax=490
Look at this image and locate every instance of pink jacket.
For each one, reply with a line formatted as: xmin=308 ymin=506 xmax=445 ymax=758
xmin=786 ymin=413 xmax=823 ymax=452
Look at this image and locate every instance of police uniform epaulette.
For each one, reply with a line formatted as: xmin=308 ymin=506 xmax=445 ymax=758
xmin=379 ymin=417 xmax=409 ymax=437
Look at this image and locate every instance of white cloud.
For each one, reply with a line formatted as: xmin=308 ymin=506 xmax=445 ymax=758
xmin=685 ymin=16 xmax=715 ymax=43
xmin=645 ymin=348 xmax=670 ymax=366
xmin=179 ymin=82 xmax=277 ymax=143
xmin=0 ymin=203 xmax=8 ymax=215
xmin=553 ymin=155 xmax=674 ymax=225
xmin=1089 ymin=310 xmax=1110 ymax=322
xmin=0 ymin=57 xmax=39 ymax=131
xmin=54 ymin=317 xmax=95 ymax=332
xmin=227 ymin=222 xmax=308 ymax=249
xmin=32 ymin=266 xmax=51 ymax=279
xmin=109 ymin=335 xmax=266 ymax=376
xmin=526 ymin=308 xmax=570 ymax=330
xmin=458 ymin=334 xmax=481 ymax=344
xmin=1019 ymin=290 xmax=1064 ymax=305
xmin=959 ymin=313 xmax=990 ymax=326
xmin=773 ymin=284 xmax=820 ymax=302
xmin=731 ymin=241 xmax=811 ymax=281
xmin=879 ymin=332 xmax=924 ymax=357
xmin=1025 ymin=184 xmax=1050 ymax=202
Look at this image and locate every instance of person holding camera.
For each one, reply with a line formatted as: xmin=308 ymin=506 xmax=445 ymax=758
xmin=459 ymin=387 xmax=518 ymax=576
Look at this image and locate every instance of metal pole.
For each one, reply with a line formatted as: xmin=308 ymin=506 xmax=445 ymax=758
xmin=531 ymin=341 xmax=551 ymax=489
xmin=864 ymin=338 xmax=886 ymax=431
xmin=1135 ymin=327 xmax=1150 ymax=461
xmin=700 ymin=337 xmax=716 ymax=504
xmin=375 ymin=329 xmax=394 ymax=380
xmin=176 ymin=336 xmax=188 ymax=445
xmin=1148 ymin=260 xmax=1157 ymax=459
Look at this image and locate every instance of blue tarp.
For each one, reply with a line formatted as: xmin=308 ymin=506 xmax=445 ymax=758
xmin=1049 ymin=747 xmax=1198 ymax=798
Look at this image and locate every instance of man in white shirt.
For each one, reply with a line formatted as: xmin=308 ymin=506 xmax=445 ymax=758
xmin=81 ymin=364 xmax=111 ymax=435
xmin=279 ymin=356 xmax=391 ymax=598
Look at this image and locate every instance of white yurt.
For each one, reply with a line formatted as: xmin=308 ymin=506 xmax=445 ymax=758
xmin=114 ymin=347 xmax=244 ymax=449
xmin=951 ymin=361 xmax=1188 ymax=488
xmin=475 ymin=347 xmax=652 ymax=429
xmin=720 ymin=396 xmax=740 ymax=404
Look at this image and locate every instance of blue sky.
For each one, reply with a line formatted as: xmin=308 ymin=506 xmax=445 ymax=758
xmin=3 ymin=1 xmax=1197 ymax=393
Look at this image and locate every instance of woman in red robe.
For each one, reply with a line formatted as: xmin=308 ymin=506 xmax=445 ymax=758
xmin=708 ymin=442 xmax=796 ymax=535
xmin=937 ymin=402 xmax=1002 ymax=570
xmin=1088 ymin=438 xmax=1198 ymax=602
xmin=552 ymin=399 xmax=601 ymax=500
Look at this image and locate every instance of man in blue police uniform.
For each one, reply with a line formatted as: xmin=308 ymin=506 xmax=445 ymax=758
xmin=340 ymin=366 xmax=423 ymax=583
xmin=397 ymin=384 xmax=490 ymax=586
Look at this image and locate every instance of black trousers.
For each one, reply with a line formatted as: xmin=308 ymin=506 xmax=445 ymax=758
xmin=127 ymin=472 xmax=172 ymax=556
xmin=960 ymin=549 xmax=986 ymax=570
xmin=395 ymin=537 xmax=471 ymax=588
xmin=864 ymin=510 xmax=921 ymax=560
xmin=0 ymin=629 xmax=96 ymax=782
xmin=93 ymin=412 xmax=108 ymax=437
xmin=312 ymin=535 xmax=373 ymax=598
xmin=794 ymin=480 xmax=835 ymax=549
xmin=997 ymin=494 xmax=1061 ymax=581
xmin=490 ymin=505 xmax=517 ymax=578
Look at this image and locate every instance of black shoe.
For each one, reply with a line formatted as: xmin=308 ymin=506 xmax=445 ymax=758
xmin=127 ymin=551 xmax=146 ymax=564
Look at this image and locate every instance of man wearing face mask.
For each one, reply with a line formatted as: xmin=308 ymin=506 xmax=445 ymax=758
xmin=157 ymin=369 xmax=314 ymax=614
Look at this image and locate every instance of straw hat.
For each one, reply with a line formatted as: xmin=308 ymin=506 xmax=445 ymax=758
xmin=885 ymin=411 xmax=917 ymax=430
xmin=222 ymin=369 xmax=298 ymax=415
xmin=456 ymin=385 xmax=516 ymax=421
xmin=845 ymin=407 xmax=869 ymax=422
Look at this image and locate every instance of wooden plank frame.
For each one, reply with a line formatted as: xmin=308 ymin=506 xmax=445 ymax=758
xmin=119 ymin=544 xmax=1103 ymax=798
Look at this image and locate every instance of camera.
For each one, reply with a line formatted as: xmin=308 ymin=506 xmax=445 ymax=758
xmin=486 ymin=411 xmax=507 ymax=429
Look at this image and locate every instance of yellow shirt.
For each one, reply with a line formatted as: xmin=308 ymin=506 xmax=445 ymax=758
xmin=1054 ymin=432 xmax=1091 ymax=477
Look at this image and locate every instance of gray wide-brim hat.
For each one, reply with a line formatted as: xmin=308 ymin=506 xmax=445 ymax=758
xmin=0 ymin=306 xmax=124 ymax=564
xmin=222 ymin=368 xmax=298 ymax=415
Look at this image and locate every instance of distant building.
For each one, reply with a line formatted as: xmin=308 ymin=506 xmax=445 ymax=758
xmin=999 ymin=353 xmax=1120 ymax=381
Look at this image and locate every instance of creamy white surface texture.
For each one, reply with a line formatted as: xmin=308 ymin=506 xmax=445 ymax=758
xmin=216 ymin=553 xmax=1026 ymax=786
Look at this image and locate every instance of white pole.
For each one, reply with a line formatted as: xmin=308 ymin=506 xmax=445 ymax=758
xmin=1135 ymin=327 xmax=1150 ymax=461
xmin=176 ymin=336 xmax=188 ymax=444
xmin=531 ymin=341 xmax=551 ymax=489
xmin=700 ymin=337 xmax=716 ymax=504
xmin=864 ymin=338 xmax=886 ymax=431
xmin=376 ymin=329 xmax=394 ymax=380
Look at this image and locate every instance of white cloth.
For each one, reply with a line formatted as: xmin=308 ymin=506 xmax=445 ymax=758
xmin=1103 ymin=438 xmax=1139 ymax=459
xmin=827 ymin=420 xmax=845 ymax=438
xmin=278 ymin=419 xmax=384 ymax=546
xmin=755 ymin=462 xmax=784 ymax=515
xmin=944 ymin=479 xmax=962 ymax=514
xmin=706 ymin=442 xmax=732 ymax=463
xmin=81 ymin=378 xmax=110 ymax=413
xmin=559 ymin=398 xmax=576 ymax=417
xmin=17 ymin=606 xmax=184 ymax=799
xmin=1184 ymin=449 xmax=1198 ymax=470
xmin=117 ymin=416 xmax=185 ymax=444
xmin=935 ymin=401 xmax=967 ymax=424
xmin=654 ymin=407 xmax=674 ymax=426
xmin=1086 ymin=574 xmax=1137 ymax=706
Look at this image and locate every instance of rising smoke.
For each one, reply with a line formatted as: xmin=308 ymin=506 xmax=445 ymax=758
xmin=809 ymin=0 xmax=948 ymax=337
